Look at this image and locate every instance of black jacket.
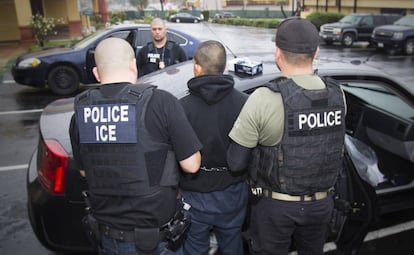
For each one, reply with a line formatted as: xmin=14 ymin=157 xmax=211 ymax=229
xmin=180 ymin=74 xmax=248 ymax=192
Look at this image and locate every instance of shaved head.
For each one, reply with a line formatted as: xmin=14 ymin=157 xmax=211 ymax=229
xmin=93 ymin=38 xmax=137 ymax=83
xmin=193 ymin=40 xmax=226 ymax=74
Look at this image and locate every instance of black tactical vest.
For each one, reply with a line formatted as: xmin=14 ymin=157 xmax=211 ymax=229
xmin=74 ymin=84 xmax=179 ymax=197
xmin=249 ymin=77 xmax=346 ymax=195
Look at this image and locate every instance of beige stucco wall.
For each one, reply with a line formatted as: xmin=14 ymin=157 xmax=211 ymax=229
xmin=0 ymin=0 xmax=24 ymax=41
xmin=303 ymin=0 xmax=414 ymax=14
xmin=0 ymin=0 xmax=82 ymax=42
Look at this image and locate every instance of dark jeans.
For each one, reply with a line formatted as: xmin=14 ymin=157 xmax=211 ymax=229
xmin=244 ymin=195 xmax=334 ymax=255
xmin=99 ymin=235 xmax=171 ymax=255
xmin=180 ymin=182 xmax=249 ymax=255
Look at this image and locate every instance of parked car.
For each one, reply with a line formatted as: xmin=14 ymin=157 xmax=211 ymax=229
xmin=11 ymin=24 xmax=201 ymax=95
xmin=169 ymin=12 xmax=201 ymax=23
xmin=371 ymin=15 xmax=414 ymax=55
xmin=27 ymin=59 xmax=414 ymax=254
xmin=214 ymin=12 xmax=240 ymax=19
xmin=319 ymin=13 xmax=402 ymax=46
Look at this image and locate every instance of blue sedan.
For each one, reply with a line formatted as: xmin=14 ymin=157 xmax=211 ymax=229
xmin=11 ymin=24 xmax=201 ymax=95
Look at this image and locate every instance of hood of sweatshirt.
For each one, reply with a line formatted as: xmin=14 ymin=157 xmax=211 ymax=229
xmin=187 ymin=74 xmax=235 ymax=105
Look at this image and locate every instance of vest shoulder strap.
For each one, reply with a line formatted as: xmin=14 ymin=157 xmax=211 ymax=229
xmin=128 ymin=83 xmax=157 ymax=99
xmin=166 ymin=41 xmax=175 ymax=50
xmin=265 ymin=76 xmax=289 ymax=92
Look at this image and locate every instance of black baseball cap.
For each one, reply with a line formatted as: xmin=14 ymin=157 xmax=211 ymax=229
xmin=276 ymin=17 xmax=319 ymax=53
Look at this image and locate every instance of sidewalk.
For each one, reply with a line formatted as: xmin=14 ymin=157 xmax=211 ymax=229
xmin=0 ymin=42 xmax=29 ymax=82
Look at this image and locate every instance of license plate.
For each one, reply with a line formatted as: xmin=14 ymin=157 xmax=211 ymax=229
xmin=378 ymin=42 xmax=384 ymax=48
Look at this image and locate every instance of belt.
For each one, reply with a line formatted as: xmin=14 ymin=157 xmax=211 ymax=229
xmin=99 ymin=224 xmax=167 ymax=242
xmin=261 ymin=189 xmax=329 ymax=202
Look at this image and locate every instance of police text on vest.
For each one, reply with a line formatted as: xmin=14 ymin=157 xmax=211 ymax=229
xmin=77 ymin=103 xmax=137 ymax=144
xmin=298 ymin=110 xmax=342 ymax=129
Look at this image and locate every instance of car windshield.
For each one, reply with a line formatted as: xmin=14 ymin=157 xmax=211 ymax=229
xmin=394 ymin=16 xmax=414 ymax=27
xmin=340 ymin=15 xmax=362 ymax=24
xmin=72 ymin=29 xmax=109 ymax=49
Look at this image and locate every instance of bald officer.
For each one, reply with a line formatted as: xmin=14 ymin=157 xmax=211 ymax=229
xmin=69 ymin=38 xmax=202 ymax=255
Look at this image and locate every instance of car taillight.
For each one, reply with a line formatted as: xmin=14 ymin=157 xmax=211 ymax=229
xmin=38 ymin=139 xmax=68 ymax=195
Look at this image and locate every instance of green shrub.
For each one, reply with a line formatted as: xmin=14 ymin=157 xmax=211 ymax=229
xmin=306 ymin=11 xmax=344 ymax=30
xmin=30 ymin=13 xmax=64 ymax=47
xmin=110 ymin=12 xmax=127 ymax=24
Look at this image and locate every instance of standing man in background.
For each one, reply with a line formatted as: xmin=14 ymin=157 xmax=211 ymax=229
xmin=137 ymin=18 xmax=187 ymax=76
xmin=227 ymin=17 xmax=346 ymax=255
xmin=69 ymin=37 xmax=202 ymax=255
xmin=179 ymin=40 xmax=249 ymax=255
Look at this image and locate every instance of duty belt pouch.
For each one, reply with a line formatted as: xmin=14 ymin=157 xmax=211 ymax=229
xmin=165 ymin=210 xmax=191 ymax=251
xmin=81 ymin=214 xmax=101 ymax=248
xmin=133 ymin=227 xmax=159 ymax=255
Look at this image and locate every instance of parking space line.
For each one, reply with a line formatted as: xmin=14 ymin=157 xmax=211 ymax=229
xmin=0 ymin=109 xmax=43 ymax=115
xmin=0 ymin=164 xmax=28 ymax=172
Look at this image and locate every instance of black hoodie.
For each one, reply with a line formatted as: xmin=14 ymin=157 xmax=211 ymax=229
xmin=180 ymin=74 xmax=248 ymax=192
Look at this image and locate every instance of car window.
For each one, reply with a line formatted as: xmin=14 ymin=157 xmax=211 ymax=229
xmin=136 ymin=29 xmax=187 ymax=47
xmin=167 ymin=32 xmax=187 ymax=45
xmin=341 ymin=81 xmax=414 ymax=121
xmin=137 ymin=29 xmax=153 ymax=47
xmin=395 ymin=16 xmax=414 ymax=27
xmin=105 ymin=30 xmax=133 ymax=41
xmin=340 ymin=15 xmax=362 ymax=25
xmin=361 ymin=16 xmax=373 ymax=26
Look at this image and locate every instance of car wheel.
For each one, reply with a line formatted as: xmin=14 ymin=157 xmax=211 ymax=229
xmin=404 ymin=39 xmax=414 ymax=55
xmin=341 ymin=33 xmax=355 ymax=47
xmin=175 ymin=19 xmax=180 ymax=23
xmin=194 ymin=19 xmax=199 ymax=23
xmin=47 ymin=66 xmax=79 ymax=95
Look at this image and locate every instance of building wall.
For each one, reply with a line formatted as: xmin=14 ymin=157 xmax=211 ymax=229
xmin=302 ymin=0 xmax=414 ymax=14
xmin=0 ymin=0 xmax=81 ymax=43
xmin=0 ymin=0 xmax=22 ymax=41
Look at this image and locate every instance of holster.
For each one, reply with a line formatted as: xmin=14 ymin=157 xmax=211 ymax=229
xmin=164 ymin=210 xmax=191 ymax=251
xmin=82 ymin=214 xmax=101 ymax=247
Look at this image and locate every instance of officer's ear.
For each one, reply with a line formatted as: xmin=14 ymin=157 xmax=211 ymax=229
xmin=193 ymin=61 xmax=204 ymax=76
xmin=92 ymin=67 xmax=101 ymax=82
xmin=130 ymin=58 xmax=138 ymax=75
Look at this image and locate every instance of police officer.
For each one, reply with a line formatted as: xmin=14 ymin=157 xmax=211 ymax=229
xmin=227 ymin=17 xmax=346 ymax=254
xmin=69 ymin=38 xmax=202 ymax=255
xmin=179 ymin=40 xmax=249 ymax=255
xmin=137 ymin=18 xmax=187 ymax=76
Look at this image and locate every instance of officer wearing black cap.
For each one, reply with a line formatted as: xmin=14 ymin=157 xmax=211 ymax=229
xmin=227 ymin=17 xmax=346 ymax=254
xmin=69 ymin=38 xmax=202 ymax=255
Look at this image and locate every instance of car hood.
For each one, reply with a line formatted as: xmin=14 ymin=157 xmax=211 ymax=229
xmin=17 ymin=46 xmax=74 ymax=60
xmin=322 ymin=22 xmax=351 ymax=28
xmin=375 ymin=24 xmax=413 ymax=32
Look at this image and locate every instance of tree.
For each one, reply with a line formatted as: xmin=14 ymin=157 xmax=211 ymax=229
xmin=130 ymin=0 xmax=148 ymax=10
xmin=277 ymin=1 xmax=288 ymax=18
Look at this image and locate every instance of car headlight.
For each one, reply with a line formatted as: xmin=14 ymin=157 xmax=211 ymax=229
xmin=332 ymin=28 xmax=342 ymax=35
xmin=17 ymin=58 xmax=41 ymax=68
xmin=392 ymin=32 xmax=403 ymax=40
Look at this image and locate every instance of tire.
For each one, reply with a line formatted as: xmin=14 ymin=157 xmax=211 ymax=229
xmin=194 ymin=19 xmax=199 ymax=23
xmin=175 ymin=19 xmax=180 ymax=23
xmin=404 ymin=39 xmax=414 ymax=55
xmin=47 ymin=65 xmax=79 ymax=95
xmin=341 ymin=33 xmax=355 ymax=47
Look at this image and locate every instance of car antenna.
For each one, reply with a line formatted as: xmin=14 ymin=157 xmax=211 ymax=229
xmin=204 ymin=23 xmax=238 ymax=58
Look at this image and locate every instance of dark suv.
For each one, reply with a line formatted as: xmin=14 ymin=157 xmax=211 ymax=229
xmin=371 ymin=15 xmax=414 ymax=55
xmin=320 ymin=13 xmax=402 ymax=46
